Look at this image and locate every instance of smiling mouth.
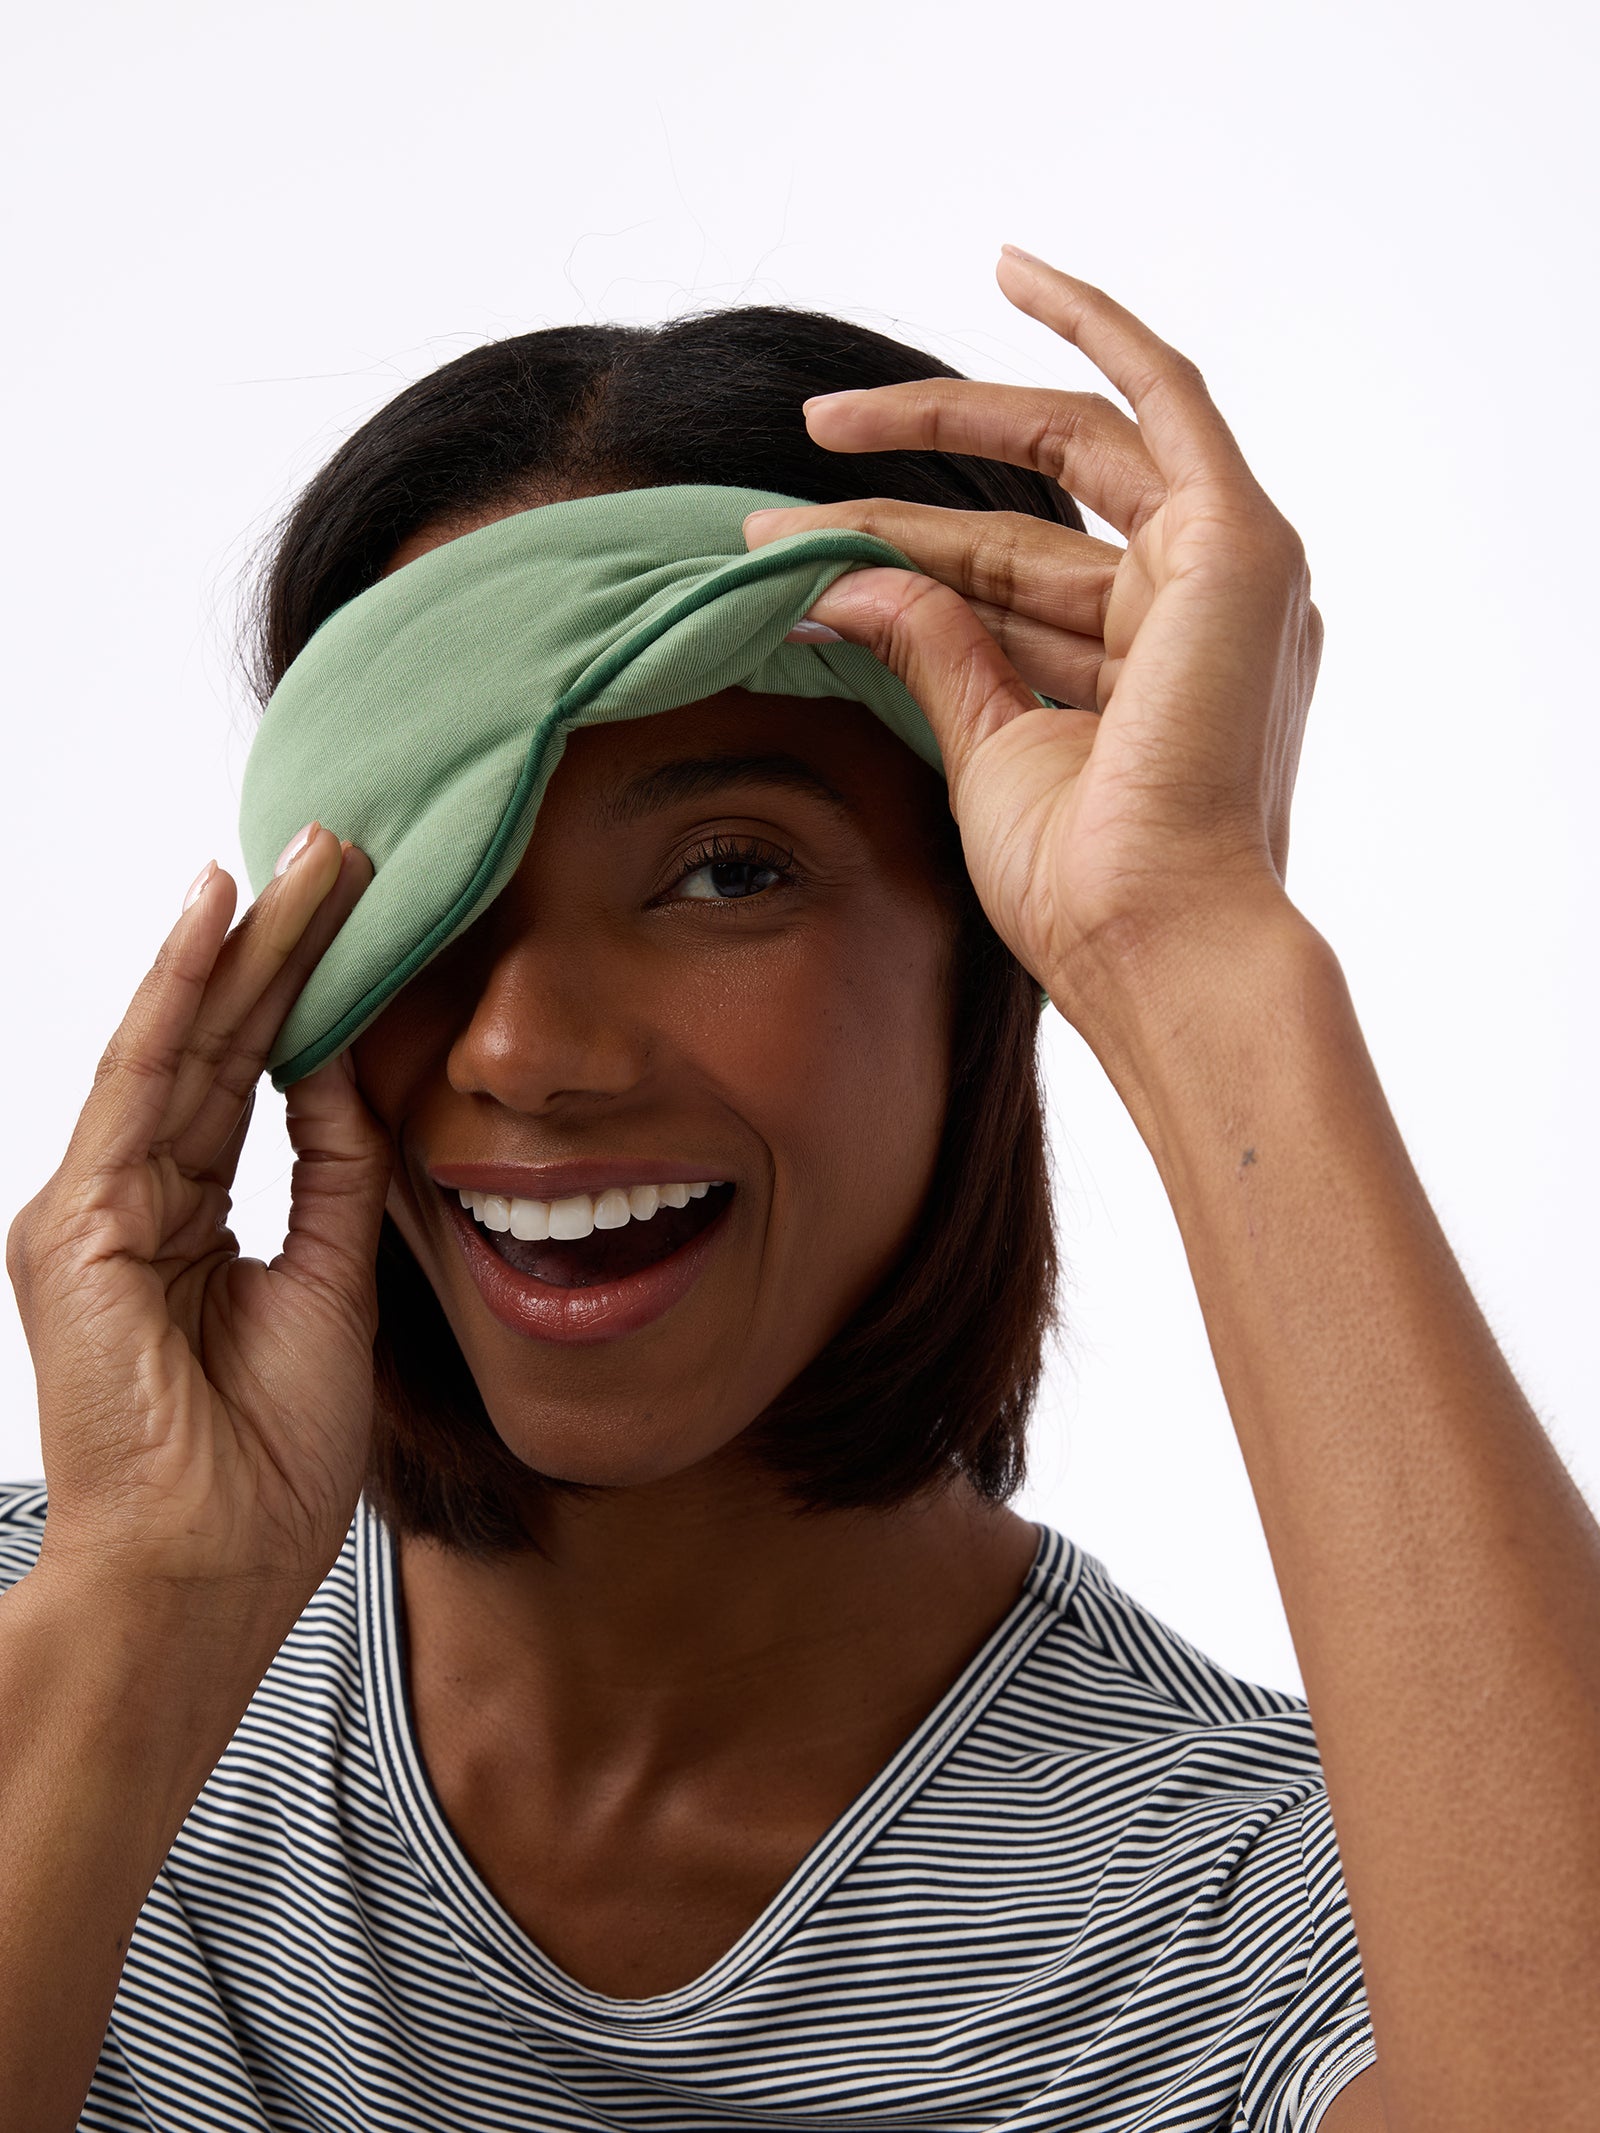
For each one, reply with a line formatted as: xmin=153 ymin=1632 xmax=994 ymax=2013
xmin=445 ymin=1182 xmax=737 ymax=1289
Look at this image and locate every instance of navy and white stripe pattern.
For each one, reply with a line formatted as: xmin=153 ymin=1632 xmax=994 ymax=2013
xmin=0 ymin=1481 xmax=1375 ymax=2130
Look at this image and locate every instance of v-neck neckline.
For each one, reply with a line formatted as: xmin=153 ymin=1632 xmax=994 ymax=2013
xmin=357 ymin=1500 xmax=1084 ymax=2029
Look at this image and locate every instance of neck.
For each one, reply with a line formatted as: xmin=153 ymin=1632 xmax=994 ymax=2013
xmin=396 ymin=1456 xmax=1041 ymax=1783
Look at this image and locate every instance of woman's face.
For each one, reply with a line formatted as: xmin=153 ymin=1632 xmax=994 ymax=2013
xmin=351 ymin=672 xmax=963 ymax=1491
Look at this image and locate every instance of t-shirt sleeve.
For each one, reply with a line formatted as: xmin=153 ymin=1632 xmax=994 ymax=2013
xmin=1232 ymin=1782 xmax=1378 ymax=2132
xmin=78 ymin=2020 xmax=154 ymax=2130
xmin=0 ymin=1479 xmax=49 ymax=1595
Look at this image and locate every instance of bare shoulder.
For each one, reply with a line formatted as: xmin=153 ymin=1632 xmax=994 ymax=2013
xmin=1316 ymin=2063 xmax=1387 ymax=2131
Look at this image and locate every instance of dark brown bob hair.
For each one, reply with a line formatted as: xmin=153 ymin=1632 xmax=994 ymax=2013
xmin=241 ymin=305 xmax=1080 ymax=1559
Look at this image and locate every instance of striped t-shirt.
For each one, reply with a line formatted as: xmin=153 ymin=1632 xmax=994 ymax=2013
xmin=0 ymin=1481 xmax=1377 ymax=2131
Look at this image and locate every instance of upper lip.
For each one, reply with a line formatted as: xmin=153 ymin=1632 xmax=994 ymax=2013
xmin=429 ymin=1157 xmax=734 ymax=1201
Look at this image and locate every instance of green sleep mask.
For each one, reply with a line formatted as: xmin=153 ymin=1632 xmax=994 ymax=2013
xmin=240 ymin=483 xmax=1048 ymax=1089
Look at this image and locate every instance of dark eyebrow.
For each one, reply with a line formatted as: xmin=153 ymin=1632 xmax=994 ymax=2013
xmin=593 ymin=751 xmax=859 ymax=831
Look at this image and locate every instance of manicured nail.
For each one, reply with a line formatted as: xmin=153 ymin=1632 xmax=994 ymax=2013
xmin=273 ymin=821 xmax=320 ymax=878
xmin=182 ymin=859 xmax=216 ymax=912
xmin=787 ymin=619 xmax=844 ymax=643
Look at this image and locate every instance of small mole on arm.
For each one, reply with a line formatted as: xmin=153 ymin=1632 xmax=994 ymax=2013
xmin=1237 ymin=1147 xmax=1258 ymax=1238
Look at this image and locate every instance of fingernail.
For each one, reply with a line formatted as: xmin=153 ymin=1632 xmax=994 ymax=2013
xmin=182 ymin=859 xmax=216 ymax=912
xmin=273 ymin=821 xmax=320 ymax=878
xmin=1001 ymin=243 xmax=1046 ymax=266
xmin=744 ymin=509 xmax=782 ymax=536
xmin=801 ymin=391 xmax=858 ymax=412
xmin=787 ymin=619 xmax=844 ymax=643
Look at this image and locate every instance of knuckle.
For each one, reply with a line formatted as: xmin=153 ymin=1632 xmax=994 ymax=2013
xmin=1029 ymin=402 xmax=1090 ymax=485
xmin=1265 ymin=509 xmax=1308 ymax=573
xmin=1028 ymin=393 xmax=1125 ymax=484
xmin=1139 ymin=351 xmax=1205 ymax=407
xmin=6 ymin=1173 xmax=84 ymax=1306
xmin=839 ymin=570 xmax=909 ymax=636
xmin=1267 ymin=525 xmax=1312 ymax=599
xmin=849 ymin=497 xmax=904 ymax=542
xmin=891 ymin=571 xmax=957 ymax=631
xmin=1217 ymin=502 xmax=1307 ymax=584
xmin=88 ymin=1034 xmax=123 ymax=1093
xmin=182 ymin=1020 xmax=233 ymax=1074
xmin=92 ymin=1029 xmax=161 ymax=1095
xmin=5 ymin=1200 xmax=39 ymax=1294
xmin=904 ymin=377 xmax=962 ymax=442
xmin=879 ymin=573 xmax=965 ymax=665
xmin=983 ymin=514 xmax=1035 ymax=609
xmin=141 ymin=928 xmax=196 ymax=1002
xmin=1173 ymin=351 xmax=1206 ymax=391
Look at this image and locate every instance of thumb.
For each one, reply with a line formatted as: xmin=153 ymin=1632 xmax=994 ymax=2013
xmin=803 ymin=564 xmax=1038 ymax=803
xmin=277 ymin=1051 xmax=392 ymax=1318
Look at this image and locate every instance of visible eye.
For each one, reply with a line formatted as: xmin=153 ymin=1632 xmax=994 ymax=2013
xmin=667 ymin=833 xmax=799 ymax=904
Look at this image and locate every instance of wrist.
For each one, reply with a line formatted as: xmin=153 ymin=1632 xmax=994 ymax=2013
xmin=1048 ymin=894 xmax=1346 ymax=1168
xmin=11 ymin=1551 xmax=289 ymax=1819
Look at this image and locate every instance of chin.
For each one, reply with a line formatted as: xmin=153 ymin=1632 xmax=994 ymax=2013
xmin=484 ymin=1403 xmax=750 ymax=1493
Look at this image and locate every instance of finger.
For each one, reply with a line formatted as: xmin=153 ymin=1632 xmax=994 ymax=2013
xmin=155 ymin=826 xmax=347 ymax=1158
xmin=995 ymin=248 xmax=1260 ymax=495
xmin=790 ymin=599 xmax=1104 ymax=709
xmin=747 ymin=496 xmax=1121 ymax=635
xmin=800 ymin=379 xmax=1166 ymax=540
xmin=190 ymin=1084 xmax=257 ymax=1192
xmin=799 ymin=565 xmax=1041 ymax=801
xmin=171 ymin=843 xmax=375 ymax=1177
xmin=62 ymin=860 xmax=244 ymax=1180
xmin=276 ymin=1053 xmax=391 ymax=1324
xmin=959 ymin=596 xmax=1105 ymax=711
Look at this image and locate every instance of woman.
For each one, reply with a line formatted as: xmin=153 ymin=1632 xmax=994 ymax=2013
xmin=2 ymin=248 xmax=1595 ymax=2131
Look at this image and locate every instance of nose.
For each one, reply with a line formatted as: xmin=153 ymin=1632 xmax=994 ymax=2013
xmin=444 ymin=925 xmax=652 ymax=1112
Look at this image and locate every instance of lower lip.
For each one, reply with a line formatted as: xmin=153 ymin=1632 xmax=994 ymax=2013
xmin=442 ymin=1191 xmax=734 ymax=1345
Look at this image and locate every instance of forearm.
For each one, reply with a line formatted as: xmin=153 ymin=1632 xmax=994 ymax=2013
xmin=1069 ymin=902 xmax=1600 ymax=2133
xmin=0 ymin=1560 xmax=282 ymax=2133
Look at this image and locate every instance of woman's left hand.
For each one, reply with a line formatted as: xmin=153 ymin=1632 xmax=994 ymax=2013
xmin=743 ymin=246 xmax=1324 ymax=1026
xmin=750 ymin=257 xmax=1600 ymax=2133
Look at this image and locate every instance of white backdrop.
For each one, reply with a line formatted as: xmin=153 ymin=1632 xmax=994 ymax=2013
xmin=3 ymin=0 xmax=1594 ymax=1701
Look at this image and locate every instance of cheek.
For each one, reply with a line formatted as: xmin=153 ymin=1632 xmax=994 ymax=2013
xmin=693 ymin=915 xmax=953 ymax=1303
xmin=349 ymin=1008 xmax=426 ymax=1133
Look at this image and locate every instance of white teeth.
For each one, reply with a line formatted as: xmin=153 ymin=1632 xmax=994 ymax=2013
xmin=549 ymin=1194 xmax=595 ymax=1241
xmin=593 ymin=1188 xmax=632 ymax=1230
xmin=457 ymin=1180 xmax=728 ymax=1240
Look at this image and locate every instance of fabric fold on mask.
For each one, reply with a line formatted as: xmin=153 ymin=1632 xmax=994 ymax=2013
xmin=240 ymin=483 xmax=1049 ymax=1088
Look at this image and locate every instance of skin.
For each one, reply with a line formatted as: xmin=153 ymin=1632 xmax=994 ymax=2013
xmin=8 ymin=247 xmax=1598 ymax=2129
xmin=351 ymin=641 xmax=963 ymax=1496
xmin=344 ymin=643 xmax=1042 ymax=1996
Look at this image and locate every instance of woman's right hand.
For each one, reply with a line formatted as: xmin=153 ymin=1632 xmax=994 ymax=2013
xmin=5 ymin=825 xmax=392 ymax=1626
